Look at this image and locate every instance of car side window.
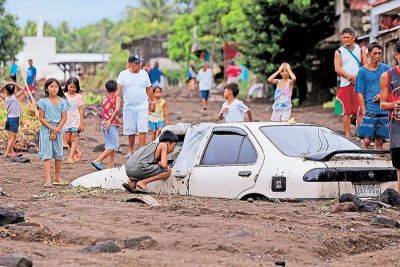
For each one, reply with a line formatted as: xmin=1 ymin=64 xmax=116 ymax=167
xmin=238 ymin=136 xmax=257 ymax=164
xmin=201 ymin=132 xmax=257 ymax=166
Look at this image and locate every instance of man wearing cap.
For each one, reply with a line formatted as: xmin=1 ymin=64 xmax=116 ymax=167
xmin=117 ymin=54 xmax=156 ymax=157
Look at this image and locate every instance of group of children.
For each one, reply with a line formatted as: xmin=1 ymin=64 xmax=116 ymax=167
xmin=0 ymin=61 xmax=295 ymax=188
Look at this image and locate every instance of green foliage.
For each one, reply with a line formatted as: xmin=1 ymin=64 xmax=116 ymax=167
xmin=83 ymin=92 xmax=103 ymax=105
xmin=168 ymin=0 xmax=249 ymax=62
xmin=0 ymin=0 xmax=23 ymax=65
xmin=241 ymin=0 xmax=335 ymax=74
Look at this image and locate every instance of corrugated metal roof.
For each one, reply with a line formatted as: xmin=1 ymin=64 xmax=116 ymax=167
xmin=51 ymin=53 xmax=110 ymax=64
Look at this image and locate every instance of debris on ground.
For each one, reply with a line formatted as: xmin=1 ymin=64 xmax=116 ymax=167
xmin=124 ymin=236 xmax=158 ymax=249
xmin=0 ymin=207 xmax=25 ymax=226
xmin=331 ymin=202 xmax=357 ymax=213
xmin=0 ymin=253 xmax=32 ymax=267
xmin=0 ymin=104 xmax=40 ymax=151
xmin=275 ymin=260 xmax=286 ymax=266
xmin=5 ymin=157 xmax=31 ymax=164
xmin=336 ymin=189 xmax=400 ymax=213
xmin=124 ymin=195 xmax=160 ymax=207
xmin=379 ymin=188 xmax=400 ymax=206
xmin=81 ymin=241 xmax=121 ymax=254
xmin=371 ymin=215 xmax=400 ymax=228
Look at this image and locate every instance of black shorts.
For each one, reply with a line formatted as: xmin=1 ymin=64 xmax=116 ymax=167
xmin=390 ymin=147 xmax=400 ymax=170
xmin=10 ymin=75 xmax=17 ymax=82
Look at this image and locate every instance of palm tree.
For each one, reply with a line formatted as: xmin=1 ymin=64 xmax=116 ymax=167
xmin=135 ymin=0 xmax=176 ymax=23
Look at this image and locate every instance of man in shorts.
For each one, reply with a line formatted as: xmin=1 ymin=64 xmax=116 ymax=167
xmin=380 ymin=40 xmax=400 ymax=191
xmin=26 ymin=59 xmax=37 ymax=96
xmin=117 ymin=54 xmax=156 ymax=157
xmin=196 ymin=62 xmax=213 ymax=110
xmin=334 ymin=27 xmax=367 ymax=137
xmin=356 ymin=42 xmax=390 ymax=149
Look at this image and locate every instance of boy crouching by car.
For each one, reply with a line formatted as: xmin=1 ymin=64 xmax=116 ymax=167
xmin=123 ymin=130 xmax=179 ymax=194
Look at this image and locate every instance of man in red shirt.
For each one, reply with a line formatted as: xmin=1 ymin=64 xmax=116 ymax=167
xmin=225 ymin=61 xmax=242 ymax=84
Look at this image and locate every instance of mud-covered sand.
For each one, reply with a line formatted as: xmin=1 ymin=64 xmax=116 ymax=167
xmin=0 ymin=88 xmax=399 ymax=266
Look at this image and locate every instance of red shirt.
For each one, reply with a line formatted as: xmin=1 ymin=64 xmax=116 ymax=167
xmin=225 ymin=65 xmax=242 ymax=78
xmin=102 ymin=93 xmax=120 ymax=126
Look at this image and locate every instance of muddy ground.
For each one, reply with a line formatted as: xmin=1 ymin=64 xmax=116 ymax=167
xmin=1 ymin=87 xmax=399 ymax=266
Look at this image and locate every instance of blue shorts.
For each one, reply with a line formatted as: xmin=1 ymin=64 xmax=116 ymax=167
xmin=200 ymin=90 xmax=210 ymax=100
xmin=357 ymin=115 xmax=389 ymax=140
xmin=149 ymin=121 xmax=165 ymax=132
xmin=103 ymin=125 xmax=119 ymax=151
xmin=5 ymin=117 xmax=19 ymax=133
xmin=64 ymin=127 xmax=79 ymax=133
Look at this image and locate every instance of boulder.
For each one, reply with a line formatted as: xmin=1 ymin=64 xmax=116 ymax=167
xmin=0 ymin=207 xmax=25 ymax=226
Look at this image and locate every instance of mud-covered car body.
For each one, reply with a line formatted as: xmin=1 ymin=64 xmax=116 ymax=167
xmin=72 ymin=122 xmax=397 ymax=199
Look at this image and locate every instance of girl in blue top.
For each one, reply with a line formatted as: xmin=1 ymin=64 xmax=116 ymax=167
xmin=37 ymin=78 xmax=70 ymax=187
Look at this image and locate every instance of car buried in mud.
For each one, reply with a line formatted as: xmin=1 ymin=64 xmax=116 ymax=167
xmin=72 ymin=122 xmax=398 ymax=199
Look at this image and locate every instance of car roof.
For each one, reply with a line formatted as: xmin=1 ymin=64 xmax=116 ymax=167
xmin=215 ymin=121 xmax=315 ymax=129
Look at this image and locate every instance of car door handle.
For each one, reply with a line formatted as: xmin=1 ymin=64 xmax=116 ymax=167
xmin=238 ymin=171 xmax=252 ymax=177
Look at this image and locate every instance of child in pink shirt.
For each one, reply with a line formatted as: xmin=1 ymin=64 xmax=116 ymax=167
xmin=63 ymin=78 xmax=85 ymax=164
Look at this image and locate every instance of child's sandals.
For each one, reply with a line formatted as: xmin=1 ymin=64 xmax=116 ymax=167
xmin=52 ymin=179 xmax=69 ymax=186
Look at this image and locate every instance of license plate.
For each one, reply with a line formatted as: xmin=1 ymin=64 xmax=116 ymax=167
xmin=354 ymin=184 xmax=381 ymax=197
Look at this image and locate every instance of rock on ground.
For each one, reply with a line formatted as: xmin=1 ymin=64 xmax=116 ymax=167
xmin=0 ymin=207 xmax=25 ymax=226
xmin=371 ymin=216 xmax=400 ymax=228
xmin=124 ymin=236 xmax=158 ymax=249
xmin=331 ymin=202 xmax=357 ymax=213
xmin=0 ymin=253 xmax=32 ymax=267
xmin=81 ymin=241 xmax=121 ymax=254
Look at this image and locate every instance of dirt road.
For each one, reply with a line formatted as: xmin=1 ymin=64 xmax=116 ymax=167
xmin=0 ymin=87 xmax=399 ymax=266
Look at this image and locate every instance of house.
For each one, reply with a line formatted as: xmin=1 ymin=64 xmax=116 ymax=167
xmin=17 ymin=18 xmax=110 ymax=81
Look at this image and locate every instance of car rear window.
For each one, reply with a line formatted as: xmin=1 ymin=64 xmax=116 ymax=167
xmin=260 ymin=125 xmax=360 ymax=157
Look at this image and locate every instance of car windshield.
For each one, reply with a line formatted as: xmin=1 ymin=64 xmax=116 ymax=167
xmin=260 ymin=125 xmax=361 ymax=157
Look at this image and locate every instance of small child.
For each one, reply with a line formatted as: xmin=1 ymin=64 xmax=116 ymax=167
xmin=91 ymin=80 xmax=121 ymax=170
xmin=37 ymin=78 xmax=70 ymax=187
xmin=218 ymin=83 xmax=252 ymax=123
xmin=149 ymin=86 xmax=169 ymax=140
xmin=267 ymin=62 xmax=296 ymax=122
xmin=0 ymin=82 xmax=24 ymax=158
xmin=63 ymin=77 xmax=85 ymax=164
xmin=123 ymin=130 xmax=179 ymax=194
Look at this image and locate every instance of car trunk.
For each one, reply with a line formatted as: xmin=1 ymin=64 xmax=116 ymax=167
xmin=304 ymin=154 xmax=397 ymax=197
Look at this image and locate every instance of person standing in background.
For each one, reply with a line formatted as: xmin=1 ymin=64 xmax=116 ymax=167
xmin=9 ymin=59 xmax=19 ymax=82
xmin=334 ymin=27 xmax=367 ymax=137
xmin=26 ymin=59 xmax=37 ymax=96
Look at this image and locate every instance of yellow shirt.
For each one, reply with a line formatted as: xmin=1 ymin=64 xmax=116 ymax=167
xmin=149 ymin=99 xmax=165 ymax=122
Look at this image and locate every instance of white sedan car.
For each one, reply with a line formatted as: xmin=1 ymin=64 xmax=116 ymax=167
xmin=72 ymin=122 xmax=397 ymax=199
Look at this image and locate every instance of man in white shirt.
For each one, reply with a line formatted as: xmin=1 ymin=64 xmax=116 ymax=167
xmin=196 ymin=62 xmax=213 ymax=110
xmin=117 ymin=54 xmax=156 ymax=157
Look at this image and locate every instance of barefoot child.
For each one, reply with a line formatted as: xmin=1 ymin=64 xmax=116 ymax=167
xmin=123 ymin=130 xmax=178 ymax=193
xmin=0 ymin=82 xmax=24 ymax=158
xmin=219 ymin=83 xmax=252 ymax=123
xmin=37 ymin=78 xmax=70 ymax=187
xmin=91 ymin=80 xmax=121 ymax=170
xmin=267 ymin=62 xmax=296 ymax=122
xmin=63 ymin=77 xmax=84 ymax=163
xmin=149 ymin=86 xmax=169 ymax=140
